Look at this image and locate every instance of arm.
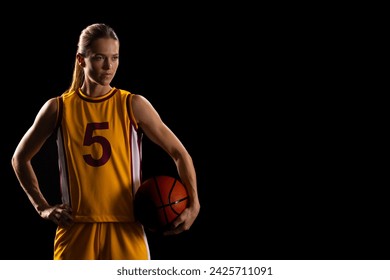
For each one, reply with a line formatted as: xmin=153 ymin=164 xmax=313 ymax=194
xmin=11 ymin=98 xmax=73 ymax=227
xmin=132 ymin=94 xmax=200 ymax=235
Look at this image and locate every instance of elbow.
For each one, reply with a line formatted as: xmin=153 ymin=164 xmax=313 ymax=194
xmin=11 ymin=152 xmax=26 ymax=171
xmin=172 ymin=149 xmax=192 ymax=164
xmin=11 ymin=154 xmax=19 ymax=171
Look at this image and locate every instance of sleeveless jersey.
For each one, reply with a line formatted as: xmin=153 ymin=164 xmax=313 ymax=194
xmin=55 ymin=87 xmax=143 ymax=222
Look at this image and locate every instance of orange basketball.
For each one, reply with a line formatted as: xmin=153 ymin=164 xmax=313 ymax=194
xmin=134 ymin=175 xmax=189 ymax=232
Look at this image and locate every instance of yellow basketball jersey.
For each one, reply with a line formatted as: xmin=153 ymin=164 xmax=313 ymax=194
xmin=55 ymin=88 xmax=142 ymax=222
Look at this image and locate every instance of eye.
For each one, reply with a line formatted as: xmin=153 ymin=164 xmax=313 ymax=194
xmin=92 ymin=55 xmax=104 ymax=61
xmin=112 ymin=56 xmax=119 ymax=61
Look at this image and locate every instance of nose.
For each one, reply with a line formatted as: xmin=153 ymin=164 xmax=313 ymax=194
xmin=104 ymin=58 xmax=113 ymax=69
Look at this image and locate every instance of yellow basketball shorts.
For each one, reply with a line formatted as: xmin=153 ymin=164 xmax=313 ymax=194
xmin=53 ymin=222 xmax=150 ymax=260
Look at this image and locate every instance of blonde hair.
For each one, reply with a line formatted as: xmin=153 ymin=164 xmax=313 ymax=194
xmin=66 ymin=23 xmax=119 ymax=93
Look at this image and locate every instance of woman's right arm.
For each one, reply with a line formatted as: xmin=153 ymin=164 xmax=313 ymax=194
xmin=11 ymin=98 xmax=73 ymax=226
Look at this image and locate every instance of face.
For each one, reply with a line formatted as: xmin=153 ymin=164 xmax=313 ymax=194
xmin=79 ymin=38 xmax=119 ymax=87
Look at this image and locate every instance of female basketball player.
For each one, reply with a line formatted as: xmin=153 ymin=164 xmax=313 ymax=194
xmin=11 ymin=23 xmax=200 ymax=260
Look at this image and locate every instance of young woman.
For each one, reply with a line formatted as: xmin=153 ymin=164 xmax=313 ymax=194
xmin=11 ymin=23 xmax=200 ymax=260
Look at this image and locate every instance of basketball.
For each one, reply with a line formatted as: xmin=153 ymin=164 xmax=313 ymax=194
xmin=134 ymin=175 xmax=189 ymax=232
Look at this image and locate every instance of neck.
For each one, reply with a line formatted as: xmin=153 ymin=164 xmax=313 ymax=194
xmin=80 ymin=84 xmax=112 ymax=97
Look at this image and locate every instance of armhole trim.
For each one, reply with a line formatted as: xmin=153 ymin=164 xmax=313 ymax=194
xmin=54 ymin=96 xmax=63 ymax=132
xmin=126 ymin=93 xmax=138 ymax=130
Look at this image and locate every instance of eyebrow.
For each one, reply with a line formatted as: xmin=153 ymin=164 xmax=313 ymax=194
xmin=92 ymin=53 xmax=119 ymax=56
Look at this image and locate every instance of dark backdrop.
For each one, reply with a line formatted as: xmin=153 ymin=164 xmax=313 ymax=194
xmin=1 ymin=10 xmax=256 ymax=260
xmin=1 ymin=6 xmax=386 ymax=260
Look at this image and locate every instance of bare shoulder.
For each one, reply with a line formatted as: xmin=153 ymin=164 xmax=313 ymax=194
xmin=41 ymin=97 xmax=58 ymax=114
xmin=36 ymin=97 xmax=58 ymax=120
xmin=33 ymin=97 xmax=59 ymax=132
xmin=131 ymin=94 xmax=157 ymax=118
xmin=131 ymin=94 xmax=150 ymax=107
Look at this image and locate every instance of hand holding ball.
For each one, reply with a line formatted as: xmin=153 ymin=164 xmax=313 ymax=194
xmin=134 ymin=176 xmax=189 ymax=232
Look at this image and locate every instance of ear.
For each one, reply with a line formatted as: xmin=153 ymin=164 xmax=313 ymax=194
xmin=76 ymin=53 xmax=86 ymax=67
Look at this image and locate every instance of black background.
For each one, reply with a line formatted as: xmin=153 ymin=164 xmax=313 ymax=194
xmin=0 ymin=5 xmax=386 ymax=260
